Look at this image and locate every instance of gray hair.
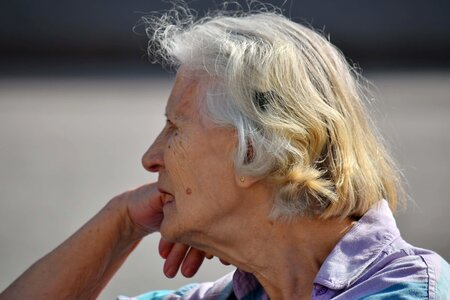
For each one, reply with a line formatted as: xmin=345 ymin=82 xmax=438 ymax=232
xmin=143 ymin=5 xmax=403 ymax=219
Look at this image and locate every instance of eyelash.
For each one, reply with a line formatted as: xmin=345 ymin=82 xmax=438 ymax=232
xmin=166 ymin=119 xmax=178 ymax=132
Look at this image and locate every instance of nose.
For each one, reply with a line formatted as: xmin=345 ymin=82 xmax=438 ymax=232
xmin=142 ymin=137 xmax=165 ymax=173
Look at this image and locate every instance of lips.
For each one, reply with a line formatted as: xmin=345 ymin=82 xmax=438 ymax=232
xmin=158 ymin=187 xmax=175 ymax=205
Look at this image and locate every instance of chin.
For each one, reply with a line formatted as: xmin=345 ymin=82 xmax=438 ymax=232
xmin=159 ymin=217 xmax=187 ymax=244
xmin=159 ymin=217 xmax=202 ymax=246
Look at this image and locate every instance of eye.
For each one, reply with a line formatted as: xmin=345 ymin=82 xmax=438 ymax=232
xmin=165 ymin=119 xmax=178 ymax=133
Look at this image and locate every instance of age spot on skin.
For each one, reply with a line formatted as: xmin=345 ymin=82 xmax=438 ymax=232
xmin=186 ymin=187 xmax=192 ymax=195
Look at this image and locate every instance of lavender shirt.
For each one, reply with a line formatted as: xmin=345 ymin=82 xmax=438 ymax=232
xmin=119 ymin=200 xmax=450 ymax=299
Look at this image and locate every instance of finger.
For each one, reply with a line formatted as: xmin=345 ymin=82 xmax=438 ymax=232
xmin=163 ymin=243 xmax=189 ymax=278
xmin=219 ymin=258 xmax=231 ymax=265
xmin=181 ymin=248 xmax=206 ymax=278
xmin=158 ymin=238 xmax=174 ymax=259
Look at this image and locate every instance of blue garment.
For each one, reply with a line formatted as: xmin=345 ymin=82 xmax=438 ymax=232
xmin=119 ymin=200 xmax=450 ymax=299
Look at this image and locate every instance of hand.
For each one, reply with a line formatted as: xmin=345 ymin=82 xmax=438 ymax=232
xmin=112 ymin=183 xmax=164 ymax=239
xmin=158 ymin=239 xmax=231 ymax=278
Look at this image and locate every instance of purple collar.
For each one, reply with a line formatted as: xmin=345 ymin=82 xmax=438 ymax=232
xmin=313 ymin=200 xmax=400 ymax=289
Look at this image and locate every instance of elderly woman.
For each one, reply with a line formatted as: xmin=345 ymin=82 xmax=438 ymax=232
xmin=2 ymin=8 xmax=449 ymax=300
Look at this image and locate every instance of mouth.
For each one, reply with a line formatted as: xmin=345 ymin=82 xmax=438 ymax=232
xmin=158 ymin=187 xmax=175 ymax=206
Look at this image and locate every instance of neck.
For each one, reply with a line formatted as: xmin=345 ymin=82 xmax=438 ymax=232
xmin=189 ymin=185 xmax=354 ymax=299
xmin=254 ymin=217 xmax=353 ymax=299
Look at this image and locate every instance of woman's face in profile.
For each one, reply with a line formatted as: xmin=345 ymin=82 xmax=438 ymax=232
xmin=142 ymin=69 xmax=243 ymax=245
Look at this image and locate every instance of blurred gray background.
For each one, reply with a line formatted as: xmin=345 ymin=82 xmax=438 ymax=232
xmin=1 ymin=1 xmax=449 ymax=299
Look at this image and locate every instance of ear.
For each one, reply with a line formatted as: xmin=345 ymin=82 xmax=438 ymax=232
xmin=234 ymin=174 xmax=261 ymax=188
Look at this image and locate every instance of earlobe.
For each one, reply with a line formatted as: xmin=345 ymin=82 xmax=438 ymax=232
xmin=235 ymin=174 xmax=260 ymax=188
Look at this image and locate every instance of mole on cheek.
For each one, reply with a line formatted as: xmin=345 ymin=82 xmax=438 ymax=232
xmin=186 ymin=187 xmax=192 ymax=195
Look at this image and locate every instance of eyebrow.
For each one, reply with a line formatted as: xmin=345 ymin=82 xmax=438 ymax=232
xmin=164 ymin=112 xmax=186 ymax=123
xmin=165 ymin=103 xmax=192 ymax=122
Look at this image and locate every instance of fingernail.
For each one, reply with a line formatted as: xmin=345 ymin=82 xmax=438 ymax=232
xmin=183 ymin=266 xmax=194 ymax=278
xmin=160 ymin=249 xmax=169 ymax=259
xmin=164 ymin=266 xmax=176 ymax=278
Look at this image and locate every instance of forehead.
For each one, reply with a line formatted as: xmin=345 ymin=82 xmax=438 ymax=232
xmin=166 ymin=68 xmax=210 ymax=121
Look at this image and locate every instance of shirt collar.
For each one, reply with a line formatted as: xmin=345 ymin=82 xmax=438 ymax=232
xmin=313 ymin=199 xmax=400 ymax=290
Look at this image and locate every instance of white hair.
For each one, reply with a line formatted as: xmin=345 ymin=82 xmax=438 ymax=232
xmin=143 ymin=4 xmax=403 ymax=218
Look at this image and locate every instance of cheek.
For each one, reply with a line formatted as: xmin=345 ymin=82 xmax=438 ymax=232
xmin=166 ymin=134 xmax=223 ymax=205
xmin=165 ymin=133 xmax=195 ymax=195
xmin=165 ymin=128 xmax=236 ymax=207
